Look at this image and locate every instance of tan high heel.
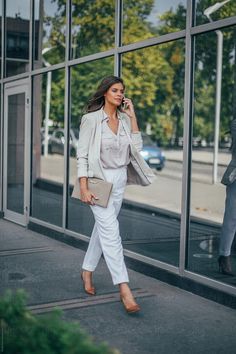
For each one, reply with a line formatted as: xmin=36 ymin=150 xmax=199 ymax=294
xmin=81 ymin=272 xmax=96 ymax=296
xmin=120 ymin=295 xmax=141 ymax=314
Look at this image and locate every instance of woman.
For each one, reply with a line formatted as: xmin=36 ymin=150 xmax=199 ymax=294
xmin=219 ymin=118 xmax=236 ymax=276
xmin=77 ymin=76 xmax=155 ymax=313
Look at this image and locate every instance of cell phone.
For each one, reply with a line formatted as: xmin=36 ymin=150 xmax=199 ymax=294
xmin=122 ymin=98 xmax=127 ymax=110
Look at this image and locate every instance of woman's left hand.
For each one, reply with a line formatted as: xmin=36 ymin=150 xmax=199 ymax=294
xmin=121 ymin=98 xmax=136 ymax=119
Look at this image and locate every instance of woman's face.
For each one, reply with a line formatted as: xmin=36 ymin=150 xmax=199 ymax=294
xmin=104 ymin=83 xmax=124 ymax=107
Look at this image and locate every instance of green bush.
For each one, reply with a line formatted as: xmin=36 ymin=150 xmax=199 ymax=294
xmin=0 ymin=289 xmax=120 ymax=354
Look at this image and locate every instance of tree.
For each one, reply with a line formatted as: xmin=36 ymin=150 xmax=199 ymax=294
xmin=42 ymin=0 xmax=236 ymax=147
xmin=0 ymin=289 xmax=118 ymax=354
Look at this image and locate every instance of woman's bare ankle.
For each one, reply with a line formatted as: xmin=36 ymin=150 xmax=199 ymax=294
xmin=82 ymin=270 xmax=93 ymax=278
xmin=119 ymin=283 xmax=132 ymax=297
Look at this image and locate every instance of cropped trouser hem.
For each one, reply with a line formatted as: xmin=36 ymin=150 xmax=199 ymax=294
xmin=82 ymin=166 xmax=129 ymax=285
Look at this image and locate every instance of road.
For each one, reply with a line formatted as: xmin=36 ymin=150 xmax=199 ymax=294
xmin=162 ymin=160 xmax=226 ymax=183
xmin=39 ymin=154 xmax=227 ymax=224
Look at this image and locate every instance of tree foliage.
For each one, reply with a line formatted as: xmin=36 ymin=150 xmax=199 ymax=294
xmin=42 ymin=0 xmax=236 ymax=146
xmin=0 ymin=289 xmax=118 ymax=354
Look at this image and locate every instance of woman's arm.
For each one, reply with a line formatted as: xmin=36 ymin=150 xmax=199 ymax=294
xmin=77 ymin=115 xmax=91 ymax=178
xmin=123 ymin=98 xmax=139 ymax=133
xmin=122 ymin=98 xmax=143 ymax=151
xmin=77 ymin=115 xmax=97 ymax=205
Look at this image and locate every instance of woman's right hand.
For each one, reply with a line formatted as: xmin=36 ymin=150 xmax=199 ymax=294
xmin=80 ymin=188 xmax=98 ymax=205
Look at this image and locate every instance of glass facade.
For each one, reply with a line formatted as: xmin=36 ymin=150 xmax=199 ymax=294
xmin=70 ymin=0 xmax=115 ymax=59
xmin=122 ymin=0 xmax=187 ymax=45
xmin=34 ymin=0 xmax=66 ymax=68
xmin=195 ymin=0 xmax=236 ymax=26
xmin=121 ymin=41 xmax=185 ymax=266
xmin=31 ymin=69 xmax=65 ymax=226
xmin=67 ymin=57 xmax=114 ymax=234
xmin=188 ymin=25 xmax=236 ymax=286
xmin=0 ymin=0 xmax=236 ymax=298
xmin=5 ymin=0 xmax=30 ymax=76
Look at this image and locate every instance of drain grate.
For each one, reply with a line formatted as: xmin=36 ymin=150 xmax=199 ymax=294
xmin=27 ymin=288 xmax=155 ymax=314
xmin=0 ymin=246 xmax=53 ymax=257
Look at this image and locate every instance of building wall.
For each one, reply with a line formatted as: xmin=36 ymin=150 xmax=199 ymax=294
xmin=1 ymin=0 xmax=236 ymax=297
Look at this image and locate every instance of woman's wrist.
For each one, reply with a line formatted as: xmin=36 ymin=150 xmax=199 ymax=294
xmin=79 ymin=177 xmax=88 ymax=191
xmin=128 ymin=113 xmax=136 ymax=120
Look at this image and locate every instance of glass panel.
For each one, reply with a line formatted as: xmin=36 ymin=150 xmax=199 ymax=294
xmin=71 ymin=0 xmax=115 ymax=59
xmin=6 ymin=0 xmax=30 ymax=77
xmin=0 ymin=85 xmax=1 ymax=209
xmin=34 ymin=0 xmax=66 ymax=69
xmin=67 ymin=57 xmax=114 ymax=233
xmin=188 ymin=26 xmax=236 ymax=286
xmin=121 ymin=41 xmax=185 ymax=266
xmin=31 ymin=69 xmax=65 ymax=226
xmin=0 ymin=0 xmax=2 ymax=77
xmin=122 ymin=0 xmax=187 ymax=46
xmin=196 ymin=0 xmax=236 ymax=26
xmin=7 ymin=93 xmax=25 ymax=214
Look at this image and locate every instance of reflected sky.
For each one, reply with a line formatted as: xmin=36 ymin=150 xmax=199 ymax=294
xmin=6 ymin=0 xmax=30 ymax=19
xmin=148 ymin=0 xmax=186 ymax=25
xmin=6 ymin=0 xmax=186 ymax=22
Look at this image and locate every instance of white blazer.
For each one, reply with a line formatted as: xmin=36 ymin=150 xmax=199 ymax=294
xmin=76 ymin=107 xmax=156 ymax=186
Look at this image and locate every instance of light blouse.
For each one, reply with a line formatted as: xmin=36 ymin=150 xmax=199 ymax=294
xmin=100 ymin=110 xmax=131 ymax=169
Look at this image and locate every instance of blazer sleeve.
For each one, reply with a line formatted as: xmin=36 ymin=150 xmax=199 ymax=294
xmin=131 ymin=132 xmax=143 ymax=152
xmin=122 ymin=113 xmax=143 ymax=152
xmin=76 ymin=114 xmax=94 ymax=178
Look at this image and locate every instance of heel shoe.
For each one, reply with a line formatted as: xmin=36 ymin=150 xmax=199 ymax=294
xmin=120 ymin=295 xmax=140 ymax=314
xmin=81 ymin=272 xmax=96 ymax=295
xmin=218 ymin=256 xmax=234 ymax=276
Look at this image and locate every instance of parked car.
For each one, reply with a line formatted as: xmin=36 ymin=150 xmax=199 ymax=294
xmin=41 ymin=128 xmax=79 ymax=157
xmin=140 ymin=133 xmax=165 ymax=170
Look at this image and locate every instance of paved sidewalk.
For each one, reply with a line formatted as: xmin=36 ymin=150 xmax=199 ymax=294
xmin=0 ymin=219 xmax=236 ymax=354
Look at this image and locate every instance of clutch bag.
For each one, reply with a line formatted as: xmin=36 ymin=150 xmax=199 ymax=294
xmin=71 ymin=177 xmax=113 ymax=208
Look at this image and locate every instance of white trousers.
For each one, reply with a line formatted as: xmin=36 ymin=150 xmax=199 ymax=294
xmin=219 ymin=181 xmax=236 ymax=256
xmin=82 ymin=166 xmax=129 ymax=285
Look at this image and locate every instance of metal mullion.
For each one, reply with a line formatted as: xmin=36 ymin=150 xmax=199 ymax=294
xmin=68 ymin=49 xmax=115 ymax=67
xmin=67 ymin=31 xmax=187 ymax=69
xmin=183 ymin=269 xmax=236 ymax=296
xmin=191 ymin=16 xmax=236 ymax=36
xmin=179 ymin=0 xmax=194 ymax=275
xmin=0 ymin=81 xmax=2 ymax=211
xmin=30 ymin=0 xmax=36 ymax=74
xmin=31 ymin=62 xmax=66 ymax=77
xmin=29 ymin=0 xmax=33 ymax=72
xmin=0 ymin=0 xmax=5 ymax=211
xmin=29 ymin=216 xmax=64 ymax=233
xmin=26 ymin=78 xmax=32 ymax=225
xmin=1 ymin=0 xmax=4 ymax=79
xmin=62 ymin=0 xmax=71 ymax=230
xmin=24 ymin=79 xmax=30 ymax=225
xmin=123 ymin=249 xmax=179 ymax=274
xmin=24 ymin=0 xmax=33 ymax=224
xmin=2 ymin=0 xmax=5 ymax=78
xmin=2 ymin=72 xmax=31 ymax=83
xmin=117 ymin=30 xmax=186 ymax=54
xmin=114 ymin=0 xmax=122 ymax=76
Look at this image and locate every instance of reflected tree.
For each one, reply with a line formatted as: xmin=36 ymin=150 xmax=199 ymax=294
xmin=195 ymin=1 xmax=236 ymax=143
xmin=43 ymin=0 xmax=236 ymax=147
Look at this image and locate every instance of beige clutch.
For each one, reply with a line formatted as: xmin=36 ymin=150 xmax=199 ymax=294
xmin=71 ymin=177 xmax=113 ymax=208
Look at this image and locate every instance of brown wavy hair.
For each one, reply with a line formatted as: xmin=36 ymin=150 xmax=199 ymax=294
xmin=85 ymin=76 xmax=125 ymax=113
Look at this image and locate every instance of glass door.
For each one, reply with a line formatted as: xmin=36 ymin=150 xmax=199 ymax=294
xmin=3 ymin=79 xmax=29 ymax=225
